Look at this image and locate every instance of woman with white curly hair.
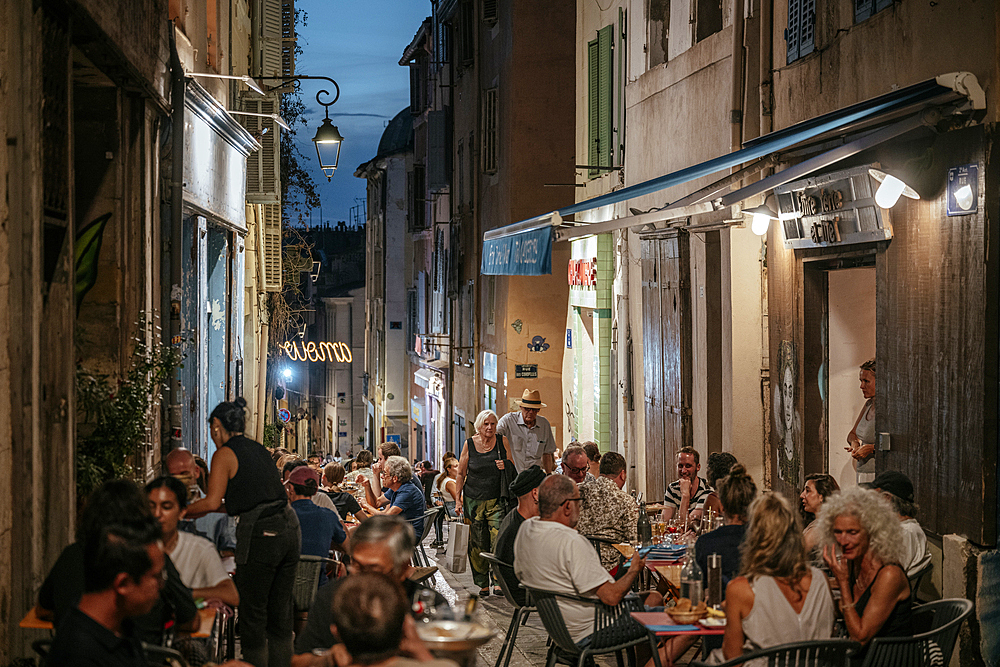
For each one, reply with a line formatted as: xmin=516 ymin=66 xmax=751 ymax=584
xmin=819 ymin=487 xmax=912 ymax=660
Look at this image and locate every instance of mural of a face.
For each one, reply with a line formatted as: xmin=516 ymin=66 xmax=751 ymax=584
xmin=782 ymin=366 xmax=794 ymax=433
xmin=775 ymin=340 xmax=800 ymax=487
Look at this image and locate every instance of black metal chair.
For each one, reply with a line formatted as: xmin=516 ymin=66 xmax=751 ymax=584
xmin=859 ymin=598 xmax=973 ymax=667
xmin=481 ymin=552 xmax=535 ymax=667
xmin=906 ymin=560 xmax=933 ymax=603
xmin=143 ymin=643 xmax=192 ymax=667
xmin=690 ymin=639 xmax=860 ymax=666
xmin=413 ymin=508 xmax=441 ymax=567
xmin=522 ymin=584 xmax=663 ymax=667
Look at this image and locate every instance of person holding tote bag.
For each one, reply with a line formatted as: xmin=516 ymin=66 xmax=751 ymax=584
xmin=455 ymin=409 xmax=514 ymax=597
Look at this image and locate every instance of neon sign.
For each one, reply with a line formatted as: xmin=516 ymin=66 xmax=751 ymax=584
xmin=281 ymin=341 xmax=353 ymax=363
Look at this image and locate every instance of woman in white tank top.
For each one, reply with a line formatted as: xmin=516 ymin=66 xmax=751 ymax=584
xmin=708 ymin=492 xmax=835 ymax=665
xmin=847 ymin=359 xmax=877 ymax=484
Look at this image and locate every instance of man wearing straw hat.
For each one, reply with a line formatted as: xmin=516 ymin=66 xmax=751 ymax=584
xmin=497 ymin=389 xmax=556 ymax=473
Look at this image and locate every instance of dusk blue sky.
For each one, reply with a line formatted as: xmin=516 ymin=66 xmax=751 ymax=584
xmin=289 ymin=0 xmax=429 ymax=228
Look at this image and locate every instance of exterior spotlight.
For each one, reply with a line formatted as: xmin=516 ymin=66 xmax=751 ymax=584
xmin=185 ymin=72 xmax=265 ymax=95
xmin=869 ymin=168 xmax=920 ymax=209
xmin=229 ymin=110 xmax=292 ymax=132
xmin=282 ymin=368 xmax=292 ymax=381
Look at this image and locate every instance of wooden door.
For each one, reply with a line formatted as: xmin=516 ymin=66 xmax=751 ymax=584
xmin=641 ymin=232 xmax=692 ymax=501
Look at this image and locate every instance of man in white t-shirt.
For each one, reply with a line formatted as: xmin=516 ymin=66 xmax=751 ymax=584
xmin=514 ymin=475 xmax=647 ymax=643
xmin=872 ymin=470 xmax=931 ymax=577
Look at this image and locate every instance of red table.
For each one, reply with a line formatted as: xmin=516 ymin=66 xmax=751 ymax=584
xmin=630 ymin=611 xmax=725 ymax=637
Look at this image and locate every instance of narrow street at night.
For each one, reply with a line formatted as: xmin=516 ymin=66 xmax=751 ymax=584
xmin=1 ymin=0 xmax=998 ymax=666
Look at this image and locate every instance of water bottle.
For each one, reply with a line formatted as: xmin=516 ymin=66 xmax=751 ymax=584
xmin=637 ymin=502 xmax=653 ymax=547
xmin=679 ymin=536 xmax=704 ymax=605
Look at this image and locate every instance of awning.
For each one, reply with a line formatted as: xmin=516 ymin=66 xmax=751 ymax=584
xmin=481 ymin=72 xmax=984 ymax=275
xmin=481 ymin=212 xmax=558 ymax=275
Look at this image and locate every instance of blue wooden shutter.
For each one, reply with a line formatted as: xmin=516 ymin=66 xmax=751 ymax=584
xmin=854 ymin=0 xmax=874 ymax=22
xmin=799 ymin=0 xmax=816 ymax=57
xmin=785 ymin=0 xmax=801 ymax=63
xmin=785 ymin=0 xmax=815 ymax=63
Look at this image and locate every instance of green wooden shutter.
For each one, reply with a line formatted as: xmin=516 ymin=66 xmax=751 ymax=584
xmin=598 ymin=24 xmax=613 ymax=170
xmin=588 ymin=37 xmax=600 ymax=177
xmin=588 ymin=25 xmax=614 ymax=178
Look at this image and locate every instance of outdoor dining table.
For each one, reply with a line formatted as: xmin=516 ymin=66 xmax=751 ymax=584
xmin=19 ymin=606 xmax=219 ymax=638
xmin=630 ymin=611 xmax=725 ymax=638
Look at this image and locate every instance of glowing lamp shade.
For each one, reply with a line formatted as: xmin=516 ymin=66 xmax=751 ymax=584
xmin=751 ymin=213 xmax=771 ymax=236
xmin=743 ymin=204 xmax=778 ymax=236
xmin=313 ymin=118 xmax=344 ymax=181
xmin=869 ymin=168 xmax=919 ymax=209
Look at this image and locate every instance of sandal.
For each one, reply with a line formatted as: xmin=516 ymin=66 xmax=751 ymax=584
xmin=479 ymin=588 xmax=490 ymax=597
xmin=493 ymin=587 xmax=504 ymax=596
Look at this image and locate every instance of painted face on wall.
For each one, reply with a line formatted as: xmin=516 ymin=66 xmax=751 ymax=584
xmin=782 ymin=366 xmax=795 ymax=432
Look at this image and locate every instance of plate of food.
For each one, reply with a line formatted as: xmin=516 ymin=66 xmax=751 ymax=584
xmin=700 ymin=617 xmax=726 ymax=627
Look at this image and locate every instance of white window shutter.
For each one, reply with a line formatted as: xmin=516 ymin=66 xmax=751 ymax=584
xmin=261 ymin=0 xmax=283 ymax=77
xmin=241 ymin=93 xmax=281 ymax=203
xmin=262 ymin=203 xmax=283 ymax=292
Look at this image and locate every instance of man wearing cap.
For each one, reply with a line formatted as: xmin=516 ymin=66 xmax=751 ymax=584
xmin=576 ymin=452 xmax=639 ymax=571
xmin=493 ymin=465 xmax=545 ymax=605
xmin=497 ymin=389 xmax=556 ymax=473
xmin=287 ymin=465 xmax=347 ymax=585
xmin=872 ymin=470 xmax=930 ymax=577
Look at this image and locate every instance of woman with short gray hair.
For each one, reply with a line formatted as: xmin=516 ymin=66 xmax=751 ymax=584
xmin=456 ymin=408 xmax=513 ymax=597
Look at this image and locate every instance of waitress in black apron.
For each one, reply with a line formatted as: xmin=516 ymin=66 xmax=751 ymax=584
xmin=186 ymin=398 xmax=300 ymax=667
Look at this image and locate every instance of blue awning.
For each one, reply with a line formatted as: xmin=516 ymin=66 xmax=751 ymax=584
xmin=482 ymin=72 xmax=983 ymax=275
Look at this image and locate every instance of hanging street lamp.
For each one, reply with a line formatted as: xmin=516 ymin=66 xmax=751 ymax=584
xmin=258 ymin=75 xmax=345 ymax=181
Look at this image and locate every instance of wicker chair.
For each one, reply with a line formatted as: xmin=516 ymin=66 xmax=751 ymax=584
xmin=689 ymin=639 xmax=860 ymax=666
xmin=522 ymin=584 xmax=662 ymax=667
xmin=481 ymin=552 xmax=535 ymax=667
xmin=293 ymin=554 xmax=336 ymax=634
xmin=858 ymin=598 xmax=973 ymax=667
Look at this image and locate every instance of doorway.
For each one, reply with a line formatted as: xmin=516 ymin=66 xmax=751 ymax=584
xmin=826 ymin=267 xmax=875 ymax=489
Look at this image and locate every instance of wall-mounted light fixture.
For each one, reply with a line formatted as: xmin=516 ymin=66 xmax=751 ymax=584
xmin=869 ymin=168 xmax=920 ymax=209
xmin=743 ymin=203 xmax=778 ymax=236
xmin=185 ymin=72 xmax=265 ymax=95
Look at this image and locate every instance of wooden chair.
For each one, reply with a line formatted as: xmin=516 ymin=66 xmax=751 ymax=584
xmin=522 ymin=584 xmax=662 ymax=667
xmin=858 ymin=598 xmax=973 ymax=667
xmin=689 ymin=639 xmax=860 ymax=666
xmin=481 ymin=552 xmax=535 ymax=667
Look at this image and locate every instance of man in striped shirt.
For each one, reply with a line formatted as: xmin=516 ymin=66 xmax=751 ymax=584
xmin=662 ymin=447 xmax=711 ymax=522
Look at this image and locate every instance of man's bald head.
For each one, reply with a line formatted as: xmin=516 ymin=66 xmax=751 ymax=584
xmin=165 ymin=448 xmax=199 ymax=478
